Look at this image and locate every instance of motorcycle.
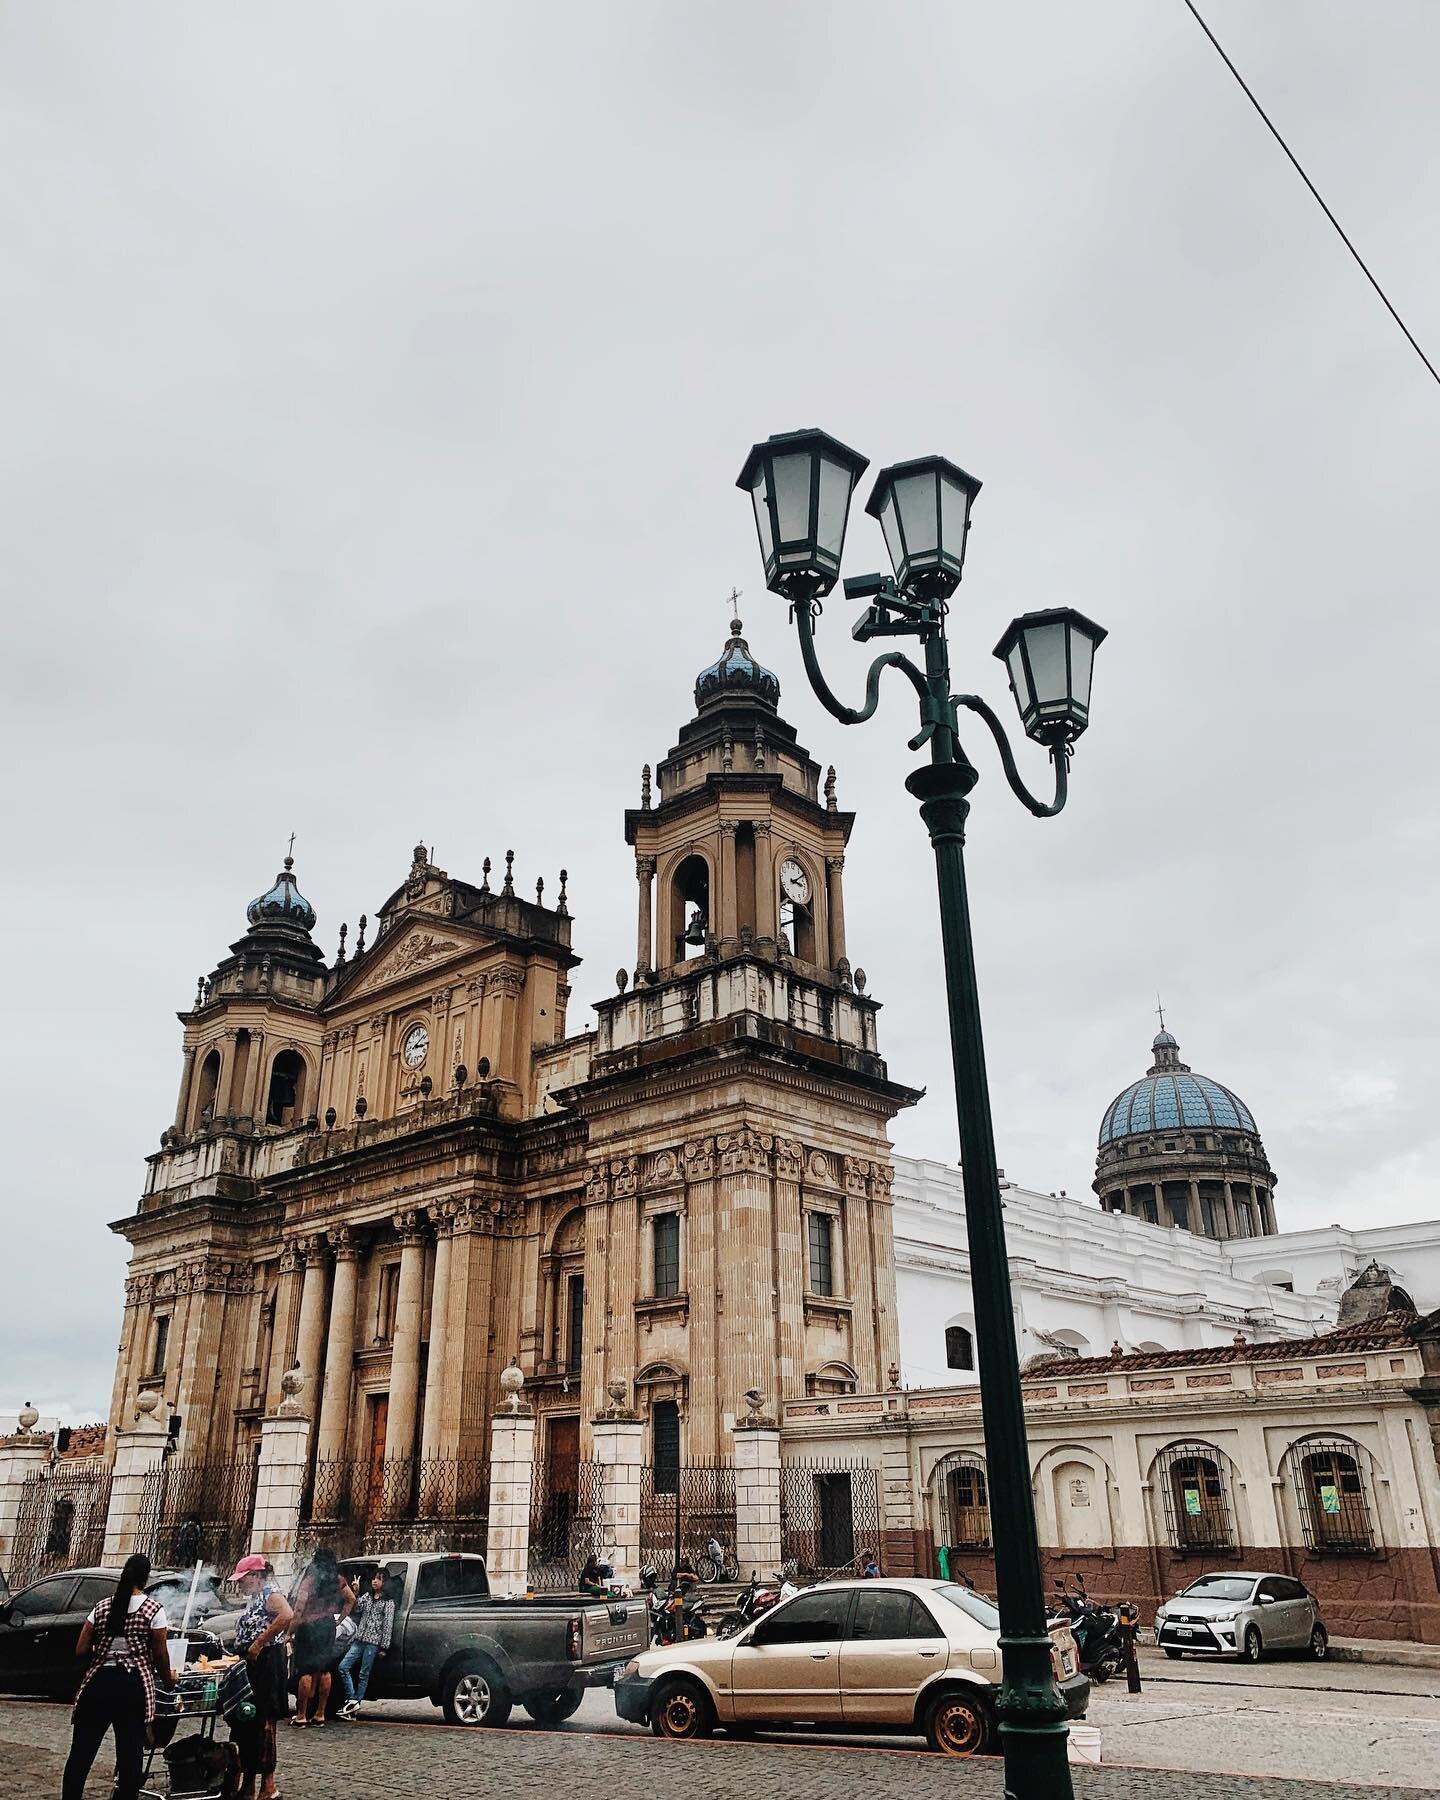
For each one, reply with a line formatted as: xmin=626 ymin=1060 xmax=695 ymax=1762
xmin=639 ymin=1564 xmax=708 ymax=1645
xmin=716 ymin=1571 xmax=782 ymax=1638
xmin=1051 ymin=1574 xmax=1125 ymax=1682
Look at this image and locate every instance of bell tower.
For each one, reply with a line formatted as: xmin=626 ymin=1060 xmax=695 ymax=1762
xmin=629 ymin=613 xmax=856 ymax=990
xmin=558 ymin=618 xmax=918 ymax=1465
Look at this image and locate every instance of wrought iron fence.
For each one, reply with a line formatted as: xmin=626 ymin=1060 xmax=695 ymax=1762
xmin=527 ymin=1458 xmax=604 ymax=1591
xmin=297 ymin=1456 xmax=490 ymax=1562
xmin=1154 ymin=1441 xmax=1234 ymax=1552
xmin=8 ymin=1465 xmax=113 ymax=1589
xmin=135 ymin=1456 xmax=259 ymax=1574
xmin=1290 ymin=1438 xmax=1375 ymax=1554
xmin=299 ymin=1456 xmax=370 ymax=1561
xmin=639 ymin=1461 xmax=736 ymax=1579
xmin=932 ymin=1452 xmax=992 ymax=1553
xmin=780 ymin=1460 xmax=881 ymax=1577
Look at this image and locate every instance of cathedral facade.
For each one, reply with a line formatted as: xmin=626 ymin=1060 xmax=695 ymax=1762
xmin=108 ymin=622 xmax=912 ymax=1484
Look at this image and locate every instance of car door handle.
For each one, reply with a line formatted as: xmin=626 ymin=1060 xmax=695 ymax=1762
xmin=809 ymin=1651 xmax=830 ymax=1660
xmin=919 ymin=1649 xmax=940 ymax=1657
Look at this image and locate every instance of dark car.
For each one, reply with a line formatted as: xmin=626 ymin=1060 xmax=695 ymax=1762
xmin=0 ymin=1567 xmax=227 ymax=1699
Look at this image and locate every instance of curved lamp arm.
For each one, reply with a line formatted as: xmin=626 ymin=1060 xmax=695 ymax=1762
xmin=952 ymin=693 xmax=1069 ymax=818
xmin=794 ymin=596 xmax=930 ymax=727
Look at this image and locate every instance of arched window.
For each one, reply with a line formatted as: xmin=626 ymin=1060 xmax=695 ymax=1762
xmin=778 ymin=864 xmax=817 ymax=962
xmin=194 ymin=1049 xmax=222 ymax=1126
xmin=945 ymin=1325 xmax=974 ymax=1371
xmin=1294 ymin=1440 xmax=1374 ymax=1553
xmin=668 ymin=855 xmax=710 ymax=963
xmin=265 ymin=1050 xmax=307 ymax=1126
xmin=935 ymin=1454 xmax=990 ymax=1550
xmin=1154 ymin=1441 xmax=1233 ymax=1550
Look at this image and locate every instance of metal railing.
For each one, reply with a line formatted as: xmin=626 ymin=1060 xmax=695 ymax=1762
xmin=527 ymin=1458 xmax=604 ymax=1591
xmin=8 ymin=1466 xmax=113 ymax=1589
xmin=639 ymin=1461 xmax=736 ymax=1579
xmin=298 ymin=1456 xmax=490 ymax=1561
xmin=781 ymin=1460 xmax=881 ymax=1576
xmin=136 ymin=1456 xmax=259 ymax=1574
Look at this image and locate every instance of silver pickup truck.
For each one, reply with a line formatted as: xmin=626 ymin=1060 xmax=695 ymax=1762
xmin=335 ymin=1553 xmax=649 ymax=1726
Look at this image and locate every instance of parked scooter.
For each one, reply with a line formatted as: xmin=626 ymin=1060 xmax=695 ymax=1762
xmin=639 ymin=1564 xmax=708 ymax=1645
xmin=1051 ymin=1574 xmax=1126 ymax=1682
xmin=716 ymin=1571 xmax=782 ymax=1638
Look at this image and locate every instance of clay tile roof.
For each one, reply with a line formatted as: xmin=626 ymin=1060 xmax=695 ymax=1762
xmin=58 ymin=1423 xmax=108 ymax=1461
xmin=1022 ymin=1311 xmax=1418 ymax=1379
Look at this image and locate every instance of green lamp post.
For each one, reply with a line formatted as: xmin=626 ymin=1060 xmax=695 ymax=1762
xmin=737 ymin=428 xmax=1106 ymax=1799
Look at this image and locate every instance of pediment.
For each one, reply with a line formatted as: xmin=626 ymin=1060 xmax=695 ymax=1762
xmin=330 ymin=921 xmax=483 ymax=1006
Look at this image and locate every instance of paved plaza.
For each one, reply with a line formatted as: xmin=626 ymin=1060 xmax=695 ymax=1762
xmin=4 ymin=1650 xmax=1437 ymax=1800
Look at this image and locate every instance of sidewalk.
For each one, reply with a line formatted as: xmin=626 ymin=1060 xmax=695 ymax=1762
xmin=1331 ymin=1637 xmax=1440 ymax=1671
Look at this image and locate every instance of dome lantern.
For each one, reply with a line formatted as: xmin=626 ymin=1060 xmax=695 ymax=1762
xmin=246 ymin=855 xmax=317 ymax=933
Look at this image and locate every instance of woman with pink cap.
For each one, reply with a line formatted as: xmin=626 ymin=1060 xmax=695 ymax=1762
xmin=230 ymin=1554 xmax=293 ymax=1800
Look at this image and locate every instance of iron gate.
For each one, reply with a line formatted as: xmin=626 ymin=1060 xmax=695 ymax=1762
xmin=527 ymin=1458 xmax=604 ymax=1591
xmin=639 ymin=1461 xmax=736 ymax=1579
xmin=8 ymin=1466 xmax=114 ymax=1590
xmin=780 ymin=1461 xmax=881 ymax=1577
xmin=136 ymin=1456 xmax=258 ymax=1573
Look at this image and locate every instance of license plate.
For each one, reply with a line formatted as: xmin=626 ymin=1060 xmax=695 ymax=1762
xmin=1062 ymin=1653 xmax=1076 ymax=1676
xmin=1175 ymin=1628 xmax=1196 ymax=1638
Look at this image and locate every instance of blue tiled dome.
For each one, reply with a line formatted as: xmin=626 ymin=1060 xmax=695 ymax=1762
xmin=246 ymin=856 xmax=317 ymax=932
xmin=1100 ymin=1030 xmax=1257 ymax=1146
xmin=694 ymin=617 xmax=780 ymax=712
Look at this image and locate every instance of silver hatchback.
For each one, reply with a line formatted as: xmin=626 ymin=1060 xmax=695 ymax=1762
xmin=1154 ymin=1572 xmax=1327 ymax=1663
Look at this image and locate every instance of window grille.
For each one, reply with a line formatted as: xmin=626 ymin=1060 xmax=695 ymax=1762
xmin=934 ymin=1454 xmax=991 ymax=1550
xmin=653 ymin=1213 xmax=680 ymax=1299
xmin=945 ymin=1325 xmax=974 ymax=1371
xmin=1154 ymin=1441 xmax=1233 ymax=1551
xmin=808 ymin=1213 xmax=834 ymax=1297
xmin=1292 ymin=1439 xmax=1375 ymax=1554
xmin=566 ymin=1274 xmax=584 ymax=1372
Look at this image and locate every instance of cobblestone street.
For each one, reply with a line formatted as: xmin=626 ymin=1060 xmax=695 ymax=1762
xmin=5 ymin=1649 xmax=1438 ymax=1800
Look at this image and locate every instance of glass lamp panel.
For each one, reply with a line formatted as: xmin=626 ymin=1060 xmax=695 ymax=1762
xmin=815 ymin=454 xmax=855 ymax=562
xmin=771 ymin=451 xmax=814 ymax=548
xmin=939 ymin=472 xmax=974 ymax=566
xmin=893 ymin=470 xmax=939 ymax=560
xmin=1022 ymin=621 xmax=1068 ymax=707
xmin=878 ymin=490 xmax=905 ymax=579
xmin=1006 ymin=643 xmax=1031 ymax=714
xmin=750 ymin=473 xmax=774 ymax=566
xmin=1068 ymin=625 xmax=1095 ymax=712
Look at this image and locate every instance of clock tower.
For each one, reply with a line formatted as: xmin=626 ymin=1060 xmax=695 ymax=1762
xmin=556 ymin=617 xmax=917 ymax=1458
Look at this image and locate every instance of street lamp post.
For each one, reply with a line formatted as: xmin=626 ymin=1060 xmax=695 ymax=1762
xmin=737 ymin=429 xmax=1106 ymax=1800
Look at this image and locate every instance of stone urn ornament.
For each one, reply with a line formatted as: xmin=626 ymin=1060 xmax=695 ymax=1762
xmin=135 ymin=1390 xmax=161 ymax=1419
xmin=16 ymin=1401 xmax=39 ymax=1435
xmin=499 ymin=1360 xmax=526 ymax=1414
xmin=278 ymin=1367 xmax=305 ymax=1417
xmin=606 ymin=1378 xmax=629 ymax=1411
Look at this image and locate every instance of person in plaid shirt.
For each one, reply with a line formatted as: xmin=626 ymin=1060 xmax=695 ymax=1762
xmin=63 ymin=1553 xmax=176 ymax=1800
xmin=337 ymin=1571 xmax=395 ymax=1717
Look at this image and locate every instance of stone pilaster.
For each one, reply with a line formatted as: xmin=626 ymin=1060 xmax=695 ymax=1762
xmin=732 ymin=1419 xmax=782 ymax=1579
xmin=0 ymin=1432 xmax=53 ymax=1574
xmin=102 ymin=1412 xmax=172 ymax=1562
xmin=292 ymin=1237 xmax=329 ymax=1404
xmin=485 ymin=1409 xmax=536 ymax=1596
xmin=591 ymin=1407 xmax=645 ymax=1587
xmin=250 ymin=1405 xmax=312 ymax=1579
xmin=418 ymin=1204 xmax=456 ymax=1474
xmin=385 ymin=1213 xmax=428 ymax=1474
xmin=314 ymin=1229 xmax=359 ymax=1464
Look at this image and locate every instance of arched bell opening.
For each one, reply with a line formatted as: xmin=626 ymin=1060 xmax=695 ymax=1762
xmin=667 ymin=854 xmax=710 ymax=964
xmin=265 ymin=1050 xmax=308 ymax=1127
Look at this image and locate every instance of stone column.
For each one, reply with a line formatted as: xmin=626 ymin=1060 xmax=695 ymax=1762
xmin=732 ymin=1416 xmax=783 ymax=1579
xmin=0 ymin=1427 xmax=53 ymax=1574
xmin=825 ymin=855 xmax=847 ymax=967
xmin=293 ymin=1238 xmax=329 ymax=1403
xmin=385 ymin=1213 xmax=429 ymax=1478
xmin=1223 ymin=1180 xmax=1239 ymax=1238
xmin=102 ymin=1400 xmax=172 ymax=1562
xmin=1187 ymin=1179 xmax=1203 ymax=1236
xmin=314 ymin=1229 xmax=359 ymax=1465
xmin=250 ymin=1381 xmax=312 ymax=1579
xmin=718 ymin=825 xmax=739 ymax=940
xmin=172 ymin=1047 xmax=197 ymax=1134
xmin=1258 ymin=1188 xmax=1277 ymax=1234
xmin=591 ymin=1399 xmax=645 ymax=1588
xmin=485 ymin=1406 xmax=537 ymax=1596
xmin=265 ymin=1245 xmax=305 ymax=1414
xmin=754 ymin=824 xmax=776 ymax=941
xmin=418 ymin=1205 xmax=456 ymax=1473
xmin=635 ymin=857 xmax=655 ymax=979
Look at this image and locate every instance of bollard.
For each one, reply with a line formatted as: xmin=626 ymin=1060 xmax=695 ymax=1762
xmin=1117 ymin=1602 xmax=1142 ymax=1694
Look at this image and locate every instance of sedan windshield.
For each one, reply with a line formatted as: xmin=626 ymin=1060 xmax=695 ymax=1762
xmin=1179 ymin=1577 xmax=1255 ymax=1603
xmin=936 ymin=1584 xmax=1001 ymax=1632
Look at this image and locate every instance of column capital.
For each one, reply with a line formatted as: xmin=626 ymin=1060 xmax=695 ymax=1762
xmin=393 ymin=1209 xmax=427 ymax=1246
xmin=328 ymin=1224 xmax=360 ymax=1263
xmin=718 ymin=821 xmax=739 ymax=839
xmin=635 ymin=855 xmax=657 ymax=880
xmin=428 ymin=1198 xmax=459 ymax=1238
xmin=826 ymin=853 xmax=845 ymax=872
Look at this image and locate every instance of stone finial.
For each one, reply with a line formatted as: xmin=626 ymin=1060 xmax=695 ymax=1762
xmin=481 ymin=856 xmax=492 ymax=895
xmin=616 ymin=967 xmax=628 ymax=992
xmin=535 ymin=876 xmax=544 ymax=905
xmin=336 ymin=921 xmax=348 ymax=965
xmin=853 ymin=967 xmax=867 ymax=994
xmin=278 ymin=1366 xmax=305 ymax=1417
xmin=557 ymin=869 xmax=569 ymax=916
xmin=742 ymin=1387 xmax=765 ymax=1418
xmin=355 ymin=1096 xmax=368 ymax=1118
xmin=721 ymin=725 xmax=733 ymax=772
xmin=1232 ymin=1332 xmax=1247 ymax=1347
xmin=16 ymin=1401 xmax=39 ymax=1435
xmin=499 ymin=1360 xmax=526 ymax=1414
xmin=886 ymin=1363 xmax=901 ymax=1392
xmin=754 ymin=724 xmax=766 ymax=771
xmin=825 ymin=765 xmax=838 ymax=811
xmin=606 ymin=1378 xmax=629 ymax=1410
xmin=135 ymin=1390 xmax=161 ymax=1419
xmin=503 ymin=850 xmax=515 ymax=897
xmin=356 ymin=914 xmax=368 ymax=955
xmin=194 ymin=975 xmax=205 ymax=1009
xmin=1110 ymin=1339 xmax=1124 ymax=1357
xmin=641 ymin=764 xmax=652 ymax=809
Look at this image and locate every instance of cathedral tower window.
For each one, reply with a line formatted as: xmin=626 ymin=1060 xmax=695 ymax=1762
xmin=653 ymin=1214 xmax=680 ymax=1299
xmin=668 ymin=855 xmax=710 ymax=963
xmin=148 ymin=1313 xmax=171 ymax=1380
xmin=807 ymin=1212 xmax=835 ymax=1297
xmin=565 ymin=1274 xmax=585 ymax=1373
xmin=652 ymin=1399 xmax=680 ymax=1493
xmin=265 ymin=1050 xmax=307 ymax=1127
xmin=945 ymin=1325 xmax=974 ymax=1371
xmin=194 ymin=1049 xmax=222 ymax=1126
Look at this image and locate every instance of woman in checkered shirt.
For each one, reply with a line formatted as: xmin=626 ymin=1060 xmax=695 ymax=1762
xmin=63 ymin=1553 xmax=176 ymax=1800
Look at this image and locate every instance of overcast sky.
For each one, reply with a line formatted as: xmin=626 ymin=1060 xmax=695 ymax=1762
xmin=3 ymin=2 xmax=1437 ymax=1421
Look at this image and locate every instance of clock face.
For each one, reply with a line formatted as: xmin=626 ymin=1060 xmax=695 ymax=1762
xmin=402 ymin=1024 xmax=429 ymax=1069
xmin=779 ymin=858 xmax=811 ymax=906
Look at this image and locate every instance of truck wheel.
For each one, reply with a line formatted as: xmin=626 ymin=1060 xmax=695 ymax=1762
xmin=442 ymin=1659 xmax=513 ymax=1728
xmin=524 ymin=1689 xmax=584 ymax=1725
xmin=924 ymin=1688 xmax=992 ymax=1758
xmin=650 ymin=1678 xmax=714 ymax=1740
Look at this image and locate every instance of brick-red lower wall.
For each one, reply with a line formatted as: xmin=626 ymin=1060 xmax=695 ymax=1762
xmin=906 ymin=1537 xmax=1440 ymax=1644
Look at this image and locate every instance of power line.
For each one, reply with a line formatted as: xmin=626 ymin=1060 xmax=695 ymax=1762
xmin=1181 ymin=0 xmax=1440 ymax=391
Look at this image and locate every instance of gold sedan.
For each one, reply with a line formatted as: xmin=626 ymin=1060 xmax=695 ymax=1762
xmin=613 ymin=1578 xmax=1088 ymax=1757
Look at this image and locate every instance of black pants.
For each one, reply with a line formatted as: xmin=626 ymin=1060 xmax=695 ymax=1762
xmin=63 ymin=1666 xmax=147 ymax=1800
